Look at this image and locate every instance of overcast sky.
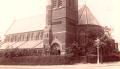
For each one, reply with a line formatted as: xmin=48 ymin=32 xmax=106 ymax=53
xmin=0 ymin=0 xmax=120 ymax=43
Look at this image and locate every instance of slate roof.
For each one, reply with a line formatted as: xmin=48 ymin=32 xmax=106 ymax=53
xmin=18 ymin=40 xmax=43 ymax=49
xmin=0 ymin=42 xmax=15 ymax=49
xmin=78 ymin=5 xmax=100 ymax=25
xmin=0 ymin=40 xmax=43 ymax=49
xmin=5 ymin=14 xmax=46 ymax=35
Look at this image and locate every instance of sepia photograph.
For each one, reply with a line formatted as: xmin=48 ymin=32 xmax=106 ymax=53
xmin=0 ymin=0 xmax=120 ymax=69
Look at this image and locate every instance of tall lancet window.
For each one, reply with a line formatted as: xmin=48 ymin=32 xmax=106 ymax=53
xmin=69 ymin=0 xmax=72 ymax=6
xmin=58 ymin=0 xmax=63 ymax=8
xmin=52 ymin=0 xmax=57 ymax=9
xmin=69 ymin=0 xmax=74 ymax=7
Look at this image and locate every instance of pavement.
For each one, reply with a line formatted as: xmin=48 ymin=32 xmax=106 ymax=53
xmin=0 ymin=62 xmax=120 ymax=69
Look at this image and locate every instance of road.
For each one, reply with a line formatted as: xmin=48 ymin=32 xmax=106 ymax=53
xmin=0 ymin=62 xmax=120 ymax=69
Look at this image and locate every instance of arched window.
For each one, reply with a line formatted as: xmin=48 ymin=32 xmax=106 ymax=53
xmin=10 ymin=35 xmax=13 ymax=42
xmin=14 ymin=35 xmax=17 ymax=42
xmin=17 ymin=34 xmax=19 ymax=41
xmin=34 ymin=32 xmax=38 ymax=40
xmin=19 ymin=34 xmax=21 ymax=41
xmin=58 ymin=0 xmax=63 ymax=8
xmin=52 ymin=0 xmax=57 ymax=9
xmin=7 ymin=35 xmax=10 ymax=42
xmin=69 ymin=0 xmax=72 ymax=6
xmin=20 ymin=34 xmax=24 ymax=41
xmin=6 ymin=35 xmax=9 ymax=42
xmin=18 ymin=34 xmax=21 ymax=41
xmin=33 ymin=32 xmax=36 ymax=40
xmin=38 ymin=32 xmax=41 ymax=40
xmin=69 ymin=0 xmax=74 ymax=8
xmin=36 ymin=32 xmax=40 ymax=40
xmin=24 ymin=33 xmax=28 ymax=41
xmin=40 ymin=32 xmax=43 ymax=40
xmin=30 ymin=32 xmax=33 ymax=40
xmin=46 ymin=33 xmax=49 ymax=38
xmin=26 ymin=33 xmax=30 ymax=41
xmin=38 ymin=32 xmax=42 ymax=40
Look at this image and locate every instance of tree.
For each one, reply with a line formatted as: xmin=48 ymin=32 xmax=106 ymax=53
xmin=94 ymin=26 xmax=118 ymax=57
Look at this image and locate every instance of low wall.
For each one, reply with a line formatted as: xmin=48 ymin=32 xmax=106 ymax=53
xmin=0 ymin=55 xmax=120 ymax=65
xmin=0 ymin=55 xmax=84 ymax=65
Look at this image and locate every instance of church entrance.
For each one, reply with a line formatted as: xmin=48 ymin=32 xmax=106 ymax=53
xmin=50 ymin=43 xmax=61 ymax=55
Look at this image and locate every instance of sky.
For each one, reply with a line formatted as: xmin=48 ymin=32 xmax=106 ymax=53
xmin=0 ymin=0 xmax=120 ymax=43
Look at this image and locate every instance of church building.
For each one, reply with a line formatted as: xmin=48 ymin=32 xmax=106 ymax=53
xmin=0 ymin=0 xmax=111 ymax=56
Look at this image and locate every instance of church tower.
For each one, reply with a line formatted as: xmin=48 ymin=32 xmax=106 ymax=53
xmin=44 ymin=0 xmax=78 ymax=55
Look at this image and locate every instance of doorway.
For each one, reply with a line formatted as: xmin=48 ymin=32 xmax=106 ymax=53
xmin=50 ymin=43 xmax=61 ymax=55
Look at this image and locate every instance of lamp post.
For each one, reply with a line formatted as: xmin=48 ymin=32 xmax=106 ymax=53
xmin=95 ymin=38 xmax=100 ymax=64
xmin=97 ymin=43 xmax=100 ymax=64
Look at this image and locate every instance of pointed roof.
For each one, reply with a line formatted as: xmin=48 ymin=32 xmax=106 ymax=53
xmin=78 ymin=5 xmax=100 ymax=25
xmin=5 ymin=14 xmax=46 ymax=35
